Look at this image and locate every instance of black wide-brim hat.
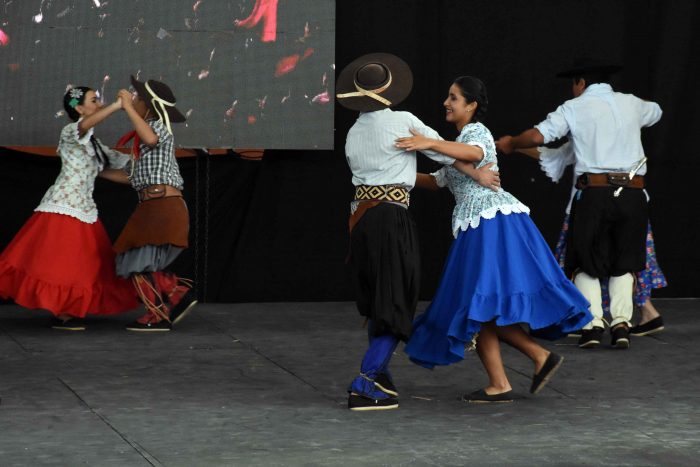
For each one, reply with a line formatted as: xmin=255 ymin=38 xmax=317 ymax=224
xmin=130 ymin=75 xmax=186 ymax=123
xmin=336 ymin=53 xmax=413 ymax=112
xmin=556 ymin=58 xmax=623 ymax=78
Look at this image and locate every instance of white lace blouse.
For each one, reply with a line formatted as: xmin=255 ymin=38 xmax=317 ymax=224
xmin=35 ymin=121 xmax=131 ymax=223
xmin=432 ymin=122 xmax=530 ymax=238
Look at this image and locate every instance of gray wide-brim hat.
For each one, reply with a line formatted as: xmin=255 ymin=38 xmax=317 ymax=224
xmin=336 ymin=53 xmax=413 ymax=112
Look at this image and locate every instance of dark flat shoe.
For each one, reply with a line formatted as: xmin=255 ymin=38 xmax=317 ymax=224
xmin=611 ymin=324 xmax=631 ymax=349
xmin=630 ymin=316 xmax=664 ymax=336
xmin=530 ymin=352 xmax=564 ymax=394
xmin=170 ymin=291 xmax=198 ymax=326
xmin=348 ymin=393 xmax=399 ymax=411
xmin=51 ymin=318 xmax=86 ymax=331
xmin=125 ymin=320 xmax=171 ymax=332
xmin=578 ymin=327 xmax=604 ymax=349
xmin=462 ymin=388 xmax=513 ymax=403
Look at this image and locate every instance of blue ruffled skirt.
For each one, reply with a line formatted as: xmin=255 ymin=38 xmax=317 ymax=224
xmin=405 ymin=212 xmax=592 ymax=369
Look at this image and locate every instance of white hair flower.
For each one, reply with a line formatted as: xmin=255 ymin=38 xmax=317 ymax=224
xmin=69 ymin=88 xmax=84 ymax=99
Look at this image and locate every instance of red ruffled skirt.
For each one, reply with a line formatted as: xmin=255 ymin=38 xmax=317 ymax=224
xmin=0 ymin=212 xmax=139 ymax=317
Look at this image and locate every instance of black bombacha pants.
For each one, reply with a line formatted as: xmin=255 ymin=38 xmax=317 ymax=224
xmin=349 ymin=203 xmax=420 ymax=342
xmin=565 ymin=187 xmax=648 ymax=278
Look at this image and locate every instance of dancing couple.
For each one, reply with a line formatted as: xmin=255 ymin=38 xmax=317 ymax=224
xmin=337 ymin=53 xmax=592 ymax=410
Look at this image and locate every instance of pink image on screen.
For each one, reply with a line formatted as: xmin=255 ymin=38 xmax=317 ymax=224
xmin=0 ymin=29 xmax=9 ymax=47
xmin=234 ymin=0 xmax=279 ymax=43
xmin=225 ymin=100 xmax=238 ymax=119
xmin=311 ymin=91 xmax=330 ymax=104
xmin=275 ymin=54 xmax=300 ymax=77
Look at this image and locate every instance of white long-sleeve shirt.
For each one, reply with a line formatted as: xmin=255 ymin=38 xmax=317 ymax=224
xmin=535 ymin=83 xmax=662 ymax=176
xmin=345 ymin=108 xmax=455 ymax=189
xmin=538 ymin=142 xmax=578 ymax=214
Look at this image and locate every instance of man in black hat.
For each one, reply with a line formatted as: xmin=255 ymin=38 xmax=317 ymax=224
xmin=336 ymin=53 xmax=499 ymax=410
xmin=496 ymin=59 xmax=662 ymax=350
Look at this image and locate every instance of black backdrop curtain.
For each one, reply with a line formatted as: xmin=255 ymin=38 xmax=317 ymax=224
xmin=1 ymin=0 xmax=698 ymax=302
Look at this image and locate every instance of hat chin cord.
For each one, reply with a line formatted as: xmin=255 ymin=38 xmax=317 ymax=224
xmin=337 ymin=71 xmax=393 ymax=106
xmin=145 ymin=81 xmax=176 ymax=135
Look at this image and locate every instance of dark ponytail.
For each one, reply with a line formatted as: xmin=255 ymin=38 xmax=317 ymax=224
xmin=453 ymin=76 xmax=488 ymax=122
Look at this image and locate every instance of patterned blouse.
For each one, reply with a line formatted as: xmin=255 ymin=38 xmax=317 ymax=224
xmin=129 ymin=119 xmax=184 ymax=192
xmin=431 ymin=122 xmax=530 ymax=238
xmin=35 ymin=121 xmax=131 ymax=224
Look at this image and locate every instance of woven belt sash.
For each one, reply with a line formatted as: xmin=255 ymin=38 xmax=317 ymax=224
xmin=354 ymin=185 xmax=410 ymax=206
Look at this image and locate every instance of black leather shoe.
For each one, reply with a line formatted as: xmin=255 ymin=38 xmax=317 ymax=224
xmin=348 ymin=393 xmax=399 ymax=411
xmin=530 ymin=352 xmax=564 ymax=394
xmin=630 ymin=316 xmax=664 ymax=336
xmin=374 ymin=373 xmax=398 ymax=397
xmin=462 ymin=389 xmax=514 ymax=403
xmin=611 ymin=324 xmax=630 ymax=349
xmin=578 ymin=327 xmax=604 ymax=348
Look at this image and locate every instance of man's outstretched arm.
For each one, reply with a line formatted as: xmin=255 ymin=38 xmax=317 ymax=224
xmin=496 ymin=128 xmax=545 ymax=155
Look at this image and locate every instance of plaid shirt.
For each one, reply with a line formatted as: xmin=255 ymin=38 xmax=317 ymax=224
xmin=130 ymin=119 xmax=184 ymax=191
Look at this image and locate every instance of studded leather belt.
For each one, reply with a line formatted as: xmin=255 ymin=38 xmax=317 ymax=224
xmin=576 ymin=173 xmax=645 ymax=190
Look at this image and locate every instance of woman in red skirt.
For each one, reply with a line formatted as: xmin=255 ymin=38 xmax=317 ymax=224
xmin=0 ymin=86 xmax=139 ymax=330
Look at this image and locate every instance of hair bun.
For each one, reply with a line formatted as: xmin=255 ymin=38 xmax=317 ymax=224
xmin=453 ymin=76 xmax=488 ymax=121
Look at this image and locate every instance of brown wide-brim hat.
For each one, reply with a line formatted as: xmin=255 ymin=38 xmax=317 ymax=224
xmin=556 ymin=58 xmax=622 ymax=78
xmin=130 ymin=75 xmax=186 ymax=123
xmin=336 ymin=53 xmax=413 ymax=112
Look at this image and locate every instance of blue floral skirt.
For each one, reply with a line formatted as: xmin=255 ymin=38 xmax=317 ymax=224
xmin=405 ymin=212 xmax=592 ymax=369
xmin=554 ymin=217 xmax=667 ymax=311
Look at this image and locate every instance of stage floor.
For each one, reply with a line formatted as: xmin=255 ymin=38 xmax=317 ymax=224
xmin=1 ymin=299 xmax=698 ymax=466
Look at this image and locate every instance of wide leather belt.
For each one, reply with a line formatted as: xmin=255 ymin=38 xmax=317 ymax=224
xmin=576 ymin=173 xmax=645 ymax=190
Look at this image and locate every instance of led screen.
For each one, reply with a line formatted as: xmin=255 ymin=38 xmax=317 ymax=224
xmin=0 ymin=0 xmax=335 ymax=149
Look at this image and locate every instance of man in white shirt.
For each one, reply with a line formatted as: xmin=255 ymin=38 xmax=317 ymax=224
xmin=496 ymin=59 xmax=662 ymax=350
xmin=337 ymin=53 xmax=497 ymax=411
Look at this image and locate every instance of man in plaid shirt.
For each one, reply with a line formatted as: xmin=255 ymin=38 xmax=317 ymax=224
xmin=114 ymin=76 xmax=197 ymax=332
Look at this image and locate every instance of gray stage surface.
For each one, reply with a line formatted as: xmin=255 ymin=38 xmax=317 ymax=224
xmin=1 ymin=299 xmax=698 ymax=466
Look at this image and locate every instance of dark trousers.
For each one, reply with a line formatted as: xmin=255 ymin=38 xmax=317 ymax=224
xmin=349 ymin=203 xmax=420 ymax=341
xmin=565 ymin=187 xmax=648 ymax=278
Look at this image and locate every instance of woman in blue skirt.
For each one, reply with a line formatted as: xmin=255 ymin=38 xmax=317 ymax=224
xmin=395 ymin=76 xmax=593 ymax=402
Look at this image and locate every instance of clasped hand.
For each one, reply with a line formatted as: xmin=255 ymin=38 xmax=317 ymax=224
xmin=117 ymin=89 xmax=135 ymax=110
xmin=495 ymin=135 xmax=515 ymax=154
